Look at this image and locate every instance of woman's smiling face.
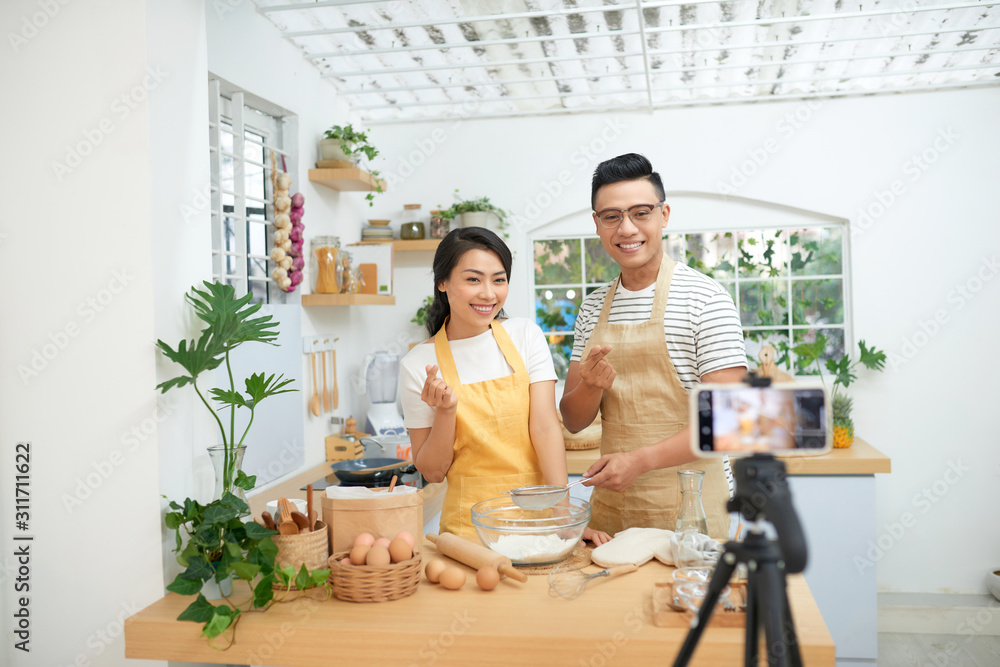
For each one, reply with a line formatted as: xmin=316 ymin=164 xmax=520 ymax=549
xmin=439 ymin=248 xmax=509 ymax=339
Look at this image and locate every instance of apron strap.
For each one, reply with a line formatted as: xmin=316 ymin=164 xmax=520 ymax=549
xmin=596 ymin=251 xmax=676 ymax=326
xmin=432 ymin=318 xmax=525 ymax=387
xmin=596 ymin=275 xmax=620 ymax=326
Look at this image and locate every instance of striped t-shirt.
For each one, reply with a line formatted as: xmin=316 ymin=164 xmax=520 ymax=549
xmin=570 ymin=262 xmax=747 ymax=387
xmin=570 ymin=261 xmax=746 ymax=500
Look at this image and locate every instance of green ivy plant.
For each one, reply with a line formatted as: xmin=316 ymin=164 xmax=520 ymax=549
xmin=323 ymin=123 xmax=383 ymax=206
xmin=411 ymin=294 xmax=435 ymax=328
xmin=165 ymin=492 xmax=331 ymax=648
xmin=155 ymin=282 xmax=295 ymax=497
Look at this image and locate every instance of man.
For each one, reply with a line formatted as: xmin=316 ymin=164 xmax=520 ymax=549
xmin=560 ymin=153 xmax=747 ymax=538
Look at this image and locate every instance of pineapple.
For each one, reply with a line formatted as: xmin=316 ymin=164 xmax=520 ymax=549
xmin=832 ymin=392 xmax=854 ymax=449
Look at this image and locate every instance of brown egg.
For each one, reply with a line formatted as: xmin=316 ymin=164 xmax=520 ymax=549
xmin=395 ymin=531 xmax=416 ymax=548
xmin=373 ymin=537 xmax=392 ymax=550
xmin=476 ymin=566 xmax=500 ymax=591
xmin=425 ymin=559 xmax=447 ymax=583
xmin=439 ymin=566 xmax=466 ymax=590
xmin=366 ymin=544 xmax=391 ymax=567
xmin=388 ymin=537 xmax=413 ymax=563
xmin=339 ymin=557 xmax=350 ymax=566
xmin=353 ymin=533 xmax=375 ymax=548
xmin=349 ymin=544 xmax=370 ymax=565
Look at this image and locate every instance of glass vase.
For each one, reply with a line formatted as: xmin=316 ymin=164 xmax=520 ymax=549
xmin=675 ymin=469 xmax=709 ymax=536
xmin=208 ymin=445 xmax=248 ymax=510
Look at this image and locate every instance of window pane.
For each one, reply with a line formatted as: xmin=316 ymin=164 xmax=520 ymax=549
xmin=223 ymin=217 xmax=236 ymax=253
xmin=792 ymin=279 xmax=844 ymax=325
xmin=790 ymin=227 xmax=843 ymax=276
xmin=535 ymin=287 xmax=582 ymax=332
xmin=744 ymin=329 xmax=791 ymax=370
xmin=792 ymin=328 xmax=846 ymax=375
xmin=739 ymin=280 xmax=788 ymax=327
xmin=663 ymin=234 xmax=685 ymax=264
xmin=546 ymin=333 xmax=573 ymax=381
xmin=534 ymin=239 xmax=581 ymax=285
xmin=684 ymin=232 xmax=736 ymax=280
xmin=738 ymin=230 xmax=789 ymax=278
xmin=248 ymin=220 xmax=268 ymax=262
xmin=584 ymin=238 xmax=618 ymax=284
xmin=718 ymin=280 xmax=736 ymax=304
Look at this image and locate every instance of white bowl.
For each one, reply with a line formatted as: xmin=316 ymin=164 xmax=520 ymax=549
xmin=265 ymin=498 xmax=306 ymax=524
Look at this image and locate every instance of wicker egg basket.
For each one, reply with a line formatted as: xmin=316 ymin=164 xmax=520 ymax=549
xmin=328 ymin=551 xmax=422 ymax=603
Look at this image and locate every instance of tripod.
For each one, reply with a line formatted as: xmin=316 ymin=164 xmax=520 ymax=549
xmin=673 ymin=454 xmax=808 ymax=667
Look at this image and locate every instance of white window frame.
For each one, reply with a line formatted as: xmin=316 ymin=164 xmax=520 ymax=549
xmin=208 ymin=79 xmax=298 ymax=303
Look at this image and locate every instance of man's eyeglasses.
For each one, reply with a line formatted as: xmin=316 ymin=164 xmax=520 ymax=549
xmin=594 ymin=202 xmax=665 ymax=229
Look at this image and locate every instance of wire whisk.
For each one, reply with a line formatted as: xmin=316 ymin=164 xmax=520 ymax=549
xmin=548 ymin=562 xmax=638 ymax=600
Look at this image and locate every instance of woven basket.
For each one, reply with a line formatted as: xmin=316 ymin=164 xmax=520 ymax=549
xmin=328 ymin=550 xmax=421 ymax=602
xmin=272 ymin=521 xmax=330 ymax=590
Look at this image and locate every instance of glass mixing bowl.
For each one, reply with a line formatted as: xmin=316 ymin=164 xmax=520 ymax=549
xmin=470 ymin=496 xmax=590 ymax=566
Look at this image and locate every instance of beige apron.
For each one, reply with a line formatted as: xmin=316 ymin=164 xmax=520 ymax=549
xmin=581 ymin=254 xmax=731 ymax=538
xmin=435 ymin=319 xmax=545 ymax=537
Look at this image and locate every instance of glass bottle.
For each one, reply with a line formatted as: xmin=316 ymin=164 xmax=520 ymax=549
xmin=675 ymin=469 xmax=709 ymax=536
xmin=339 ymin=250 xmax=353 ymax=293
xmin=310 ymin=235 xmax=341 ymax=293
xmin=400 ymin=203 xmax=425 ymax=240
xmin=429 ymin=209 xmax=449 ymax=239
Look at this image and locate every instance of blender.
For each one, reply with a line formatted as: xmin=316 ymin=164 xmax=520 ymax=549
xmin=359 ymin=350 xmax=407 ymax=437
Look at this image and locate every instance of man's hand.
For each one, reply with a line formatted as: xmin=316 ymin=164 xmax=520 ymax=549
xmin=583 ymin=526 xmax=611 ymax=546
xmin=584 ymin=451 xmax=646 ymax=492
xmin=579 ymin=344 xmax=615 ymax=390
xmin=420 ymin=364 xmax=457 ymax=410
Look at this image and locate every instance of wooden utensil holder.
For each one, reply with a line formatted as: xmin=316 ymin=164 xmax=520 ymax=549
xmin=328 ymin=551 xmax=421 ymax=603
xmin=325 ymin=434 xmax=365 ymax=462
xmin=271 ymin=521 xmax=330 ymax=590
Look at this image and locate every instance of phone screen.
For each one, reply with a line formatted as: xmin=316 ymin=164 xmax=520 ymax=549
xmin=693 ymin=385 xmax=831 ymax=455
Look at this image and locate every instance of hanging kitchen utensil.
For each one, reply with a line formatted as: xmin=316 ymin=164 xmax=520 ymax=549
xmin=309 ymin=352 xmax=321 ymax=417
xmin=321 ymin=349 xmax=331 ymax=413
xmin=331 ymin=349 xmax=339 ymax=409
xmin=547 ymin=562 xmax=637 ymax=600
xmin=507 ymin=476 xmax=592 ymax=511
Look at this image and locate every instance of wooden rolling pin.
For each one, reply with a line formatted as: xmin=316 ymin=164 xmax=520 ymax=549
xmin=426 ymin=533 xmax=527 ymax=583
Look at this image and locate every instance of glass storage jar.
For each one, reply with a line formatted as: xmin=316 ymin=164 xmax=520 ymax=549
xmin=339 ymin=250 xmax=354 ymax=293
xmin=429 ymin=209 xmax=449 ymax=239
xmin=310 ymin=236 xmax=341 ymax=293
xmin=401 ymin=203 xmax=426 ymax=240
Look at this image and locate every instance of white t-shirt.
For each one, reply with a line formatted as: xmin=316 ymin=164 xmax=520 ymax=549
xmin=571 ymin=262 xmax=747 ymax=390
xmin=399 ymin=318 xmax=557 ymax=429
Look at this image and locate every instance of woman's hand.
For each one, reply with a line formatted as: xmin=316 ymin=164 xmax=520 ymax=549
xmin=583 ymin=526 xmax=611 ymax=546
xmin=420 ymin=364 xmax=457 ymax=411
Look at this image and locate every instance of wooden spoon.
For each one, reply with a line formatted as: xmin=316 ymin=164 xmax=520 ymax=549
xmin=388 ymin=475 xmax=398 ymax=493
xmin=261 ymin=511 xmax=276 ymax=530
xmin=278 ymin=498 xmax=296 ymax=526
xmin=309 ymin=352 xmax=321 ymax=417
xmin=321 ymin=350 xmax=330 ymax=413
xmin=306 ymin=484 xmax=315 ymax=532
xmin=291 ymin=511 xmax=310 ymax=533
xmin=278 ymin=521 xmax=299 ymax=535
xmin=331 ymin=349 xmax=339 ymax=410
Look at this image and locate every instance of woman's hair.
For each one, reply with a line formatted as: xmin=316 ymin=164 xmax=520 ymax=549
xmin=425 ymin=226 xmax=512 ymax=337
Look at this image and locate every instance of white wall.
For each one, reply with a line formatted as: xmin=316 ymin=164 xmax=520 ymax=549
xmin=360 ymin=88 xmax=1000 ymax=596
xmin=0 ymin=1 xmax=164 ymax=666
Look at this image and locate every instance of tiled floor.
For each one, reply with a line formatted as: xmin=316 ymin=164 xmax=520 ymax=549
xmin=878 ymin=633 xmax=1000 ymax=666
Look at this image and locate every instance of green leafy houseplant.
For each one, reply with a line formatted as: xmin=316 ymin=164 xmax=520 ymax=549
xmin=411 ymin=294 xmax=434 ymax=328
xmin=165 ymin=492 xmax=330 ymax=647
xmin=323 ymin=123 xmax=383 ymax=206
xmin=440 ymin=190 xmax=510 ymax=236
xmin=792 ymin=334 xmax=886 ymax=448
xmin=156 ymin=281 xmax=295 ymax=497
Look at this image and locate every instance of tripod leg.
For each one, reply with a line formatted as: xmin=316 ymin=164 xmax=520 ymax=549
xmin=672 ymin=547 xmax=739 ymax=667
xmin=782 ymin=584 xmax=803 ymax=667
xmin=744 ymin=563 xmax=758 ymax=667
xmin=757 ymin=559 xmax=792 ymax=667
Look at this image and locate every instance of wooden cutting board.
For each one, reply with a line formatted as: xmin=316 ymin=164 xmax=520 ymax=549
xmin=358 ymin=263 xmax=378 ymax=294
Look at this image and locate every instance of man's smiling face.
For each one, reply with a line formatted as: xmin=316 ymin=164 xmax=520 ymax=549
xmin=592 ymin=178 xmax=670 ymax=275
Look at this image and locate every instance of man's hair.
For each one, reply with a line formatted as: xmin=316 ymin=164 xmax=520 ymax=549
xmin=591 ymin=153 xmax=666 ymax=209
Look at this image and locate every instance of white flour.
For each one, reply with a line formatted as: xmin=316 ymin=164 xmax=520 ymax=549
xmin=488 ymin=534 xmax=579 ymax=563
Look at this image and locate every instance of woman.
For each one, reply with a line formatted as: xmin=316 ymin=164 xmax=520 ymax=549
xmin=400 ymin=227 xmax=608 ymax=543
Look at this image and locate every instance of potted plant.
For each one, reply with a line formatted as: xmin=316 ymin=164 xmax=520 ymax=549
xmin=164 ymin=491 xmax=330 ymax=647
xmin=156 ymin=281 xmax=295 ymax=502
xmin=320 ymin=123 xmax=383 ymax=206
xmin=792 ymin=334 xmax=886 ymax=448
xmin=441 ymin=190 xmax=510 ymax=235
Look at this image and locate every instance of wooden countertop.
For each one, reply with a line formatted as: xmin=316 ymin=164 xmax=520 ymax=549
xmin=566 ymin=437 xmax=890 ymax=476
xmin=125 ymin=538 xmax=834 ymax=666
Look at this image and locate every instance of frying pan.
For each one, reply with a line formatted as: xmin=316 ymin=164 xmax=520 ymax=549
xmin=329 ymin=457 xmax=417 ymax=485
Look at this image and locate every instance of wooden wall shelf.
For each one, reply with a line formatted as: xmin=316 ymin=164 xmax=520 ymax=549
xmin=308 ymin=168 xmax=386 ymax=192
xmin=301 ymin=294 xmax=395 ymax=306
xmin=354 ymin=239 xmax=441 ymax=251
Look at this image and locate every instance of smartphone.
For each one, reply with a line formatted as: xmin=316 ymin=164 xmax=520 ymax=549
xmin=691 ymin=383 xmax=831 ymax=457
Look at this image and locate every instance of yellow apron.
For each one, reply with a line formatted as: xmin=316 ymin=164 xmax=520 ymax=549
xmin=581 ymin=254 xmax=731 ymax=538
xmin=435 ymin=319 xmax=545 ymax=537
